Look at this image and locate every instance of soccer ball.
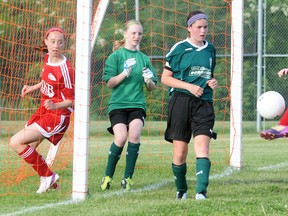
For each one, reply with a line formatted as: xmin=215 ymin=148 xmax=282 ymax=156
xmin=257 ymin=91 xmax=285 ymax=119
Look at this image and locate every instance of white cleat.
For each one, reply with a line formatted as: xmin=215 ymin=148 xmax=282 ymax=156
xmin=176 ymin=191 xmax=188 ymax=200
xmin=195 ymin=192 xmax=208 ymax=200
xmin=36 ymin=173 xmax=60 ymax=194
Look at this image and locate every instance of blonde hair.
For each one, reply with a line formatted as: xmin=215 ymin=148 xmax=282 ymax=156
xmin=113 ymin=20 xmax=143 ymax=51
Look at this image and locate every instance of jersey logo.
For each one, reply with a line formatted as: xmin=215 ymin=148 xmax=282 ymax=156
xmin=41 ymin=80 xmax=55 ymax=98
xmin=209 ymin=58 xmax=212 ymax=68
xmin=48 ymin=73 xmax=56 ymax=81
xmin=196 ymin=170 xmax=203 ymax=175
xmin=185 ymin=48 xmax=193 ymax=51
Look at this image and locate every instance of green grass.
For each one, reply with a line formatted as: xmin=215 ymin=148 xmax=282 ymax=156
xmin=2 ymin=121 xmax=288 ymax=215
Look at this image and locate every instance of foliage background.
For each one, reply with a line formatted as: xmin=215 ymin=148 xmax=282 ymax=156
xmin=0 ymin=0 xmax=288 ymax=122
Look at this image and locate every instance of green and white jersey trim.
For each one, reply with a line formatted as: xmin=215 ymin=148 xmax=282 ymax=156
xmin=165 ymin=38 xmax=216 ymax=101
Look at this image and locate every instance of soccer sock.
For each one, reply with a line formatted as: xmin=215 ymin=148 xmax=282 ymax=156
xmin=172 ymin=163 xmax=188 ymax=192
xmin=19 ymin=146 xmax=53 ymax=177
xmin=279 ymin=109 xmax=288 ymax=126
xmin=104 ymin=142 xmax=123 ymax=178
xmin=124 ymin=142 xmax=140 ymax=179
xmin=195 ymin=157 xmax=211 ymax=194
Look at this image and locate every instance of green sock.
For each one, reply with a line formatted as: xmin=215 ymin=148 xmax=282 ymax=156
xmin=172 ymin=163 xmax=187 ymax=192
xmin=104 ymin=142 xmax=123 ymax=178
xmin=195 ymin=158 xmax=211 ymax=194
xmin=124 ymin=142 xmax=140 ymax=179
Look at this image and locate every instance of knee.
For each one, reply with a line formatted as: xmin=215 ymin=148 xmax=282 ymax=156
xmin=9 ymin=136 xmax=16 ymax=150
xmin=9 ymin=135 xmax=21 ymax=152
xmin=128 ymin=132 xmax=141 ymax=144
xmin=128 ymin=137 xmax=140 ymax=144
xmin=173 ymin=157 xmax=186 ymax=165
xmin=114 ymin=137 xmax=127 ymax=147
xmin=173 ymin=153 xmax=187 ymax=165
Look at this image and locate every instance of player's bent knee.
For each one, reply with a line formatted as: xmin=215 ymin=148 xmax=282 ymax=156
xmin=9 ymin=136 xmax=22 ymax=152
xmin=9 ymin=137 xmax=17 ymax=150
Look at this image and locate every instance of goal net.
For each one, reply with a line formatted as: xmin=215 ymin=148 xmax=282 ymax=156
xmin=0 ymin=0 xmax=233 ymax=197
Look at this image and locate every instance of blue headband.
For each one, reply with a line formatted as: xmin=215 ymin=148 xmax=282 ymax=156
xmin=187 ymin=14 xmax=208 ymax=26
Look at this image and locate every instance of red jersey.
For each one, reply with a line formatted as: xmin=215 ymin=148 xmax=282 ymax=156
xmin=26 ymin=54 xmax=75 ymax=144
xmin=40 ymin=53 xmax=75 ymax=115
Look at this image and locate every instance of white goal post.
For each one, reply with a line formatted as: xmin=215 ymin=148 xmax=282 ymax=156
xmin=230 ymin=0 xmax=244 ymax=169
xmin=71 ymin=0 xmax=244 ymax=201
xmin=72 ymin=0 xmax=110 ymax=201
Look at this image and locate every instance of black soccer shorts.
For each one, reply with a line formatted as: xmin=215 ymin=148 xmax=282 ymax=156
xmin=164 ymin=92 xmax=215 ymax=143
xmin=107 ymin=108 xmax=146 ymax=134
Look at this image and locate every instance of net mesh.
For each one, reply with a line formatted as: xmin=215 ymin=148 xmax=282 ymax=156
xmin=0 ymin=0 xmax=232 ymax=196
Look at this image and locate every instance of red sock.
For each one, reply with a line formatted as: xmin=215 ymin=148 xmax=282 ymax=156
xmin=19 ymin=146 xmax=53 ymax=177
xmin=279 ymin=109 xmax=288 ymax=126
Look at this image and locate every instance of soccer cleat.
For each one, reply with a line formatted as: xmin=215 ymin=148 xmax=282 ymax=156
xmin=176 ymin=191 xmax=188 ymax=200
xmin=121 ymin=177 xmax=133 ymax=191
xmin=260 ymin=125 xmax=288 ymax=140
xmin=195 ymin=192 xmax=208 ymax=200
xmin=36 ymin=173 xmax=60 ymax=194
xmin=100 ymin=176 xmax=112 ymax=191
xmin=49 ymin=182 xmax=59 ymax=191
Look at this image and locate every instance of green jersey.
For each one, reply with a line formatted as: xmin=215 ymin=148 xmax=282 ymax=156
xmin=165 ymin=38 xmax=216 ymax=101
xmin=103 ymin=48 xmax=158 ymax=113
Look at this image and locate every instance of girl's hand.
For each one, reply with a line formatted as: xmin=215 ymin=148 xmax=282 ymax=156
xmin=278 ymin=68 xmax=288 ymax=78
xmin=21 ymin=85 xmax=33 ymax=97
xmin=207 ymin=78 xmax=218 ymax=90
xmin=44 ymin=99 xmax=57 ymax=110
xmin=188 ymin=84 xmax=204 ymax=97
xmin=21 ymin=81 xmax=42 ymax=97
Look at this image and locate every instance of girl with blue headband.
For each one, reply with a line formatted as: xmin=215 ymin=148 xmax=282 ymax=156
xmin=161 ymin=10 xmax=218 ymax=200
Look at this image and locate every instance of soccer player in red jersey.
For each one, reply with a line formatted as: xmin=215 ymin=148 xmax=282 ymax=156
xmin=9 ymin=27 xmax=75 ymax=193
xmin=261 ymin=68 xmax=288 ymax=140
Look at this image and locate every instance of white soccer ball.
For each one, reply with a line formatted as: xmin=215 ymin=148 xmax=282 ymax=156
xmin=257 ymin=91 xmax=285 ymax=119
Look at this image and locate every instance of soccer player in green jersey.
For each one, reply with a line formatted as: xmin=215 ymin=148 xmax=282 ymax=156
xmin=161 ymin=11 xmax=218 ymax=200
xmin=101 ymin=20 xmax=158 ymax=191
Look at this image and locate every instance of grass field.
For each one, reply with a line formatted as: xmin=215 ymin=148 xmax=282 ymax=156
xmin=1 ymin=121 xmax=288 ymax=215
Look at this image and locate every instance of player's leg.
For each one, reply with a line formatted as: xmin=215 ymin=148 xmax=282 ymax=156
xmin=10 ymin=124 xmax=44 ymax=153
xmin=9 ymin=124 xmax=51 ymax=176
xmin=45 ymin=115 xmax=70 ymax=167
xmin=261 ymin=109 xmax=288 ymax=140
xmin=279 ymin=109 xmax=288 ymax=126
xmin=9 ymin=124 xmax=59 ymax=193
xmin=29 ymin=140 xmax=41 ymax=149
xmin=172 ymin=140 xmax=188 ymax=200
xmin=45 ymin=141 xmax=61 ymax=167
xmin=165 ymin=93 xmax=191 ymax=199
xmin=192 ymin=99 xmax=214 ymax=200
xmin=101 ymin=110 xmax=128 ymax=190
xmin=121 ymin=117 xmax=143 ymax=190
xmin=36 ymin=115 xmax=70 ymax=193
xmin=194 ymin=135 xmax=211 ymax=200
xmin=101 ymin=123 xmax=127 ymax=190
